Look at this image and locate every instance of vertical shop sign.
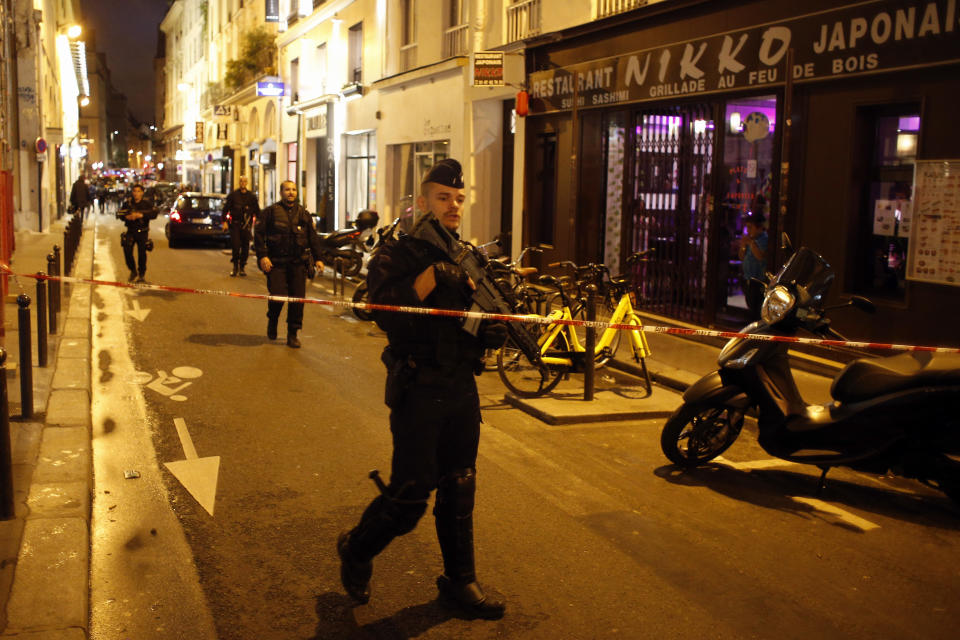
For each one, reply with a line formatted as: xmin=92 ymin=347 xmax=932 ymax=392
xmin=195 ymin=122 xmax=204 ymax=143
xmin=325 ymin=101 xmax=336 ymax=223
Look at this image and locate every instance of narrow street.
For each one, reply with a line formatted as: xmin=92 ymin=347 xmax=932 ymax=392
xmin=86 ymin=216 xmax=960 ymax=640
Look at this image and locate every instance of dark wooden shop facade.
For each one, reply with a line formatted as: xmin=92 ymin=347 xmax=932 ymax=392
xmin=520 ymin=0 xmax=960 ymax=348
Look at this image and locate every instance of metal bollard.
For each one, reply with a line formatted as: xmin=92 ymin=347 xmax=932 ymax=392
xmin=584 ymin=284 xmax=597 ymax=401
xmin=17 ymin=295 xmax=33 ymax=419
xmin=46 ymin=256 xmax=58 ymax=335
xmin=0 ymin=348 xmax=14 ymax=520
xmin=333 ymin=257 xmax=344 ymax=298
xmin=36 ymin=276 xmax=48 ymax=367
xmin=53 ymin=245 xmax=62 ymax=308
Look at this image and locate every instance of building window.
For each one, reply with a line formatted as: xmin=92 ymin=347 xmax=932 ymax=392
xmin=853 ymin=105 xmax=921 ymax=299
xmin=400 ymin=0 xmax=417 ymax=71
xmin=345 ymin=132 xmax=377 ymax=219
xmin=315 ymin=43 xmax=327 ymax=95
xmin=287 ymin=142 xmax=298 ymax=185
xmin=290 ymin=57 xmax=299 ymax=102
xmin=443 ymin=0 xmax=467 ymax=57
xmin=348 ymin=22 xmax=363 ymax=84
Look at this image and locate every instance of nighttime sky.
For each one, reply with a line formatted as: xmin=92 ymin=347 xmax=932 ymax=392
xmin=81 ymin=0 xmax=171 ymax=124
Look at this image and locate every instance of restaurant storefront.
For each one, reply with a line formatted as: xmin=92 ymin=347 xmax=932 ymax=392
xmin=523 ymin=0 xmax=960 ymax=345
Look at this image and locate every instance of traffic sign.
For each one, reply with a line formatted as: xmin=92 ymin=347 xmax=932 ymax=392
xmin=35 ymin=137 xmax=47 ymax=153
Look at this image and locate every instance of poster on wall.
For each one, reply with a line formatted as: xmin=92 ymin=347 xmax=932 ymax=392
xmin=906 ymin=159 xmax=960 ymax=286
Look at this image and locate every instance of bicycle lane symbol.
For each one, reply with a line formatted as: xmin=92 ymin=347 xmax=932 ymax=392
xmin=132 ymin=366 xmax=203 ymax=402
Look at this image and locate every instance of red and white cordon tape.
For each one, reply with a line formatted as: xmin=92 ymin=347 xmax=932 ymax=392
xmin=4 ymin=265 xmax=959 ymax=355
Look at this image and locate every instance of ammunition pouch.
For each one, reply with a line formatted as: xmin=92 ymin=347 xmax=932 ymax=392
xmin=120 ymin=231 xmax=133 ymax=249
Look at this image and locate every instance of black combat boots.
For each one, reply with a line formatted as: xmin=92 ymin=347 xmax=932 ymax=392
xmin=230 ymin=263 xmax=238 ymax=277
xmin=287 ymin=328 xmax=301 ymax=348
xmin=337 ymin=532 xmax=372 ymax=604
xmin=266 ymin=318 xmax=278 ymax=340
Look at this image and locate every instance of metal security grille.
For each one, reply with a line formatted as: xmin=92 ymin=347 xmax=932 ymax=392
xmin=629 ymin=104 xmax=715 ymax=323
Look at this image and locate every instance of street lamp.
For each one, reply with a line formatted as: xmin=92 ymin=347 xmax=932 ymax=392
xmin=79 ymin=95 xmax=90 ymax=107
xmin=67 ymin=24 xmax=82 ymax=39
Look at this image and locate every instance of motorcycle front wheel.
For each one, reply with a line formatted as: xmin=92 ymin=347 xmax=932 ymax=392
xmin=661 ymin=403 xmax=745 ymax=467
xmin=352 ymin=282 xmax=373 ymax=321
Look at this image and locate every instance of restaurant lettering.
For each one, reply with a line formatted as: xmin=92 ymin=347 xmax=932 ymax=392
xmin=528 ymin=0 xmax=960 ymax=113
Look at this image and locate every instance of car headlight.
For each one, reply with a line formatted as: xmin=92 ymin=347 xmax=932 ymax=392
xmin=760 ymin=285 xmax=795 ymax=324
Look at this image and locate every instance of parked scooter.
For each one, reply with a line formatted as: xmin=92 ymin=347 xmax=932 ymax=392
xmin=316 ymin=209 xmax=379 ymax=277
xmin=351 ymin=216 xmax=403 ymax=321
xmin=660 ymin=238 xmax=960 ymax=504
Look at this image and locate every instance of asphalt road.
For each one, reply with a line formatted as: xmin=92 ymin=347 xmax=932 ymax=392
xmin=86 ymin=214 xmax=960 ymax=640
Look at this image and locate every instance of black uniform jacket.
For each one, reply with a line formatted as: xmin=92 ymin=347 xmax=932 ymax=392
xmin=224 ymin=189 xmax=259 ymax=227
xmin=253 ymin=201 xmax=324 ymax=264
xmin=117 ymin=198 xmax=158 ymax=233
xmin=367 ymin=232 xmax=483 ymax=371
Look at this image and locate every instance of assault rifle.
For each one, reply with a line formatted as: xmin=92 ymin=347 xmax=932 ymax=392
xmin=412 ymin=214 xmax=548 ymax=380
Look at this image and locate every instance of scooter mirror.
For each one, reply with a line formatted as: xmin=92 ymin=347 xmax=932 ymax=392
xmin=850 ymin=295 xmax=876 ymax=314
xmin=780 ymin=232 xmax=793 ymax=252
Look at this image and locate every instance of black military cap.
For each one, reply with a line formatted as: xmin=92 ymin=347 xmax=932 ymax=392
xmin=423 ymin=158 xmax=464 ymax=189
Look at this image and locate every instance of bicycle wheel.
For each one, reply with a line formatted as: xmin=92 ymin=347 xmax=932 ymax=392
xmin=497 ymin=331 xmax=569 ymax=397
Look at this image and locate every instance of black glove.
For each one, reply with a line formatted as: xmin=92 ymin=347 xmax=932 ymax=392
xmin=481 ymin=322 xmax=509 ymax=350
xmin=433 ymin=261 xmax=470 ymax=291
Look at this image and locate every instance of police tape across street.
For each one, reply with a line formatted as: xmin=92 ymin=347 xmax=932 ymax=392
xmin=3 ymin=263 xmax=959 ymax=356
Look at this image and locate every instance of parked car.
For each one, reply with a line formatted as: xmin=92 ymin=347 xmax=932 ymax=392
xmin=164 ymin=192 xmax=230 ymax=248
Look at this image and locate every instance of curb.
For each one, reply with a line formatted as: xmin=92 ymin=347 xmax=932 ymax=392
xmin=3 ymin=217 xmax=94 ymax=638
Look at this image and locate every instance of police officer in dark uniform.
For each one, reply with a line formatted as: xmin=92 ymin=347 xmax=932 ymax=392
xmin=337 ymin=158 xmax=507 ymax=620
xmin=223 ymin=175 xmax=259 ymax=276
xmin=253 ymin=180 xmax=324 ymax=348
xmin=117 ymin=184 xmax=158 ymax=283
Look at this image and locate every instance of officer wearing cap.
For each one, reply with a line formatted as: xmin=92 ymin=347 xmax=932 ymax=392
xmin=337 ymin=158 xmax=506 ymax=620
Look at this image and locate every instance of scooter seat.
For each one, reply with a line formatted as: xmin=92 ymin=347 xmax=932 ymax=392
xmin=831 ymin=351 xmax=960 ymax=403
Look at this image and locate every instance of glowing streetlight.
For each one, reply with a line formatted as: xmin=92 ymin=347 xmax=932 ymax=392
xmin=67 ymin=24 xmax=82 ymax=39
xmin=79 ymin=95 xmax=90 ymax=107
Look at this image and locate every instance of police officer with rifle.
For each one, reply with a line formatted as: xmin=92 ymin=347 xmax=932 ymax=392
xmin=338 ymin=158 xmax=541 ymax=619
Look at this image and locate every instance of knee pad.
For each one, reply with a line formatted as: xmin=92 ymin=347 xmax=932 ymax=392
xmin=434 ymin=468 xmax=476 ymax=518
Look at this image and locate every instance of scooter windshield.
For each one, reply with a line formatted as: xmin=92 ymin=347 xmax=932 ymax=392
xmin=773 ymin=247 xmax=835 ymax=306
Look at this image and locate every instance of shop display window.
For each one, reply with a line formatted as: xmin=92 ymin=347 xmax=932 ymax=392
xmin=854 ymin=106 xmax=920 ymax=299
xmin=345 ymin=132 xmax=377 ymax=220
xmin=718 ymin=94 xmax=777 ymax=314
xmin=390 ymin=140 xmax=449 ymax=231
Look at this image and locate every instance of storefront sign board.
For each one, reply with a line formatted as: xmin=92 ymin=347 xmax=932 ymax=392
xmin=528 ymin=0 xmax=960 ymax=114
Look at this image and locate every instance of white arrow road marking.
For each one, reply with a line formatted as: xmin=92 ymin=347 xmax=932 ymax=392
xmin=715 ymin=456 xmax=799 ymax=471
xmin=791 ymin=497 xmax=880 ymax=532
xmin=164 ymin=418 xmax=220 ymax=516
xmin=126 ymin=299 xmax=151 ymax=321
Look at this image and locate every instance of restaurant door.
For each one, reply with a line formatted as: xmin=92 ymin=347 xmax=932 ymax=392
xmin=620 ymin=95 xmax=778 ymax=325
xmin=625 ymin=103 xmax=716 ymax=324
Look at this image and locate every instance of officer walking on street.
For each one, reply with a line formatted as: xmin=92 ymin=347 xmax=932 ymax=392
xmin=223 ymin=175 xmax=259 ymax=276
xmin=337 ymin=158 xmax=507 ymax=620
xmin=253 ymin=180 xmax=324 ymax=348
xmin=118 ymin=184 xmax=158 ymax=283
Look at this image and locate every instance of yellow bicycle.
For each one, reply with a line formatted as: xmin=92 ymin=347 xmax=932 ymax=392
xmin=497 ymin=267 xmax=653 ymax=398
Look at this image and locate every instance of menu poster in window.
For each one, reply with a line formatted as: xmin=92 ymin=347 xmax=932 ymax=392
xmin=906 ymin=160 xmax=960 ymax=286
xmin=873 ymin=199 xmax=913 ymax=237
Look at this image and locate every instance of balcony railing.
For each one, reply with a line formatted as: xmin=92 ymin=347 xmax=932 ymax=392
xmin=597 ymin=0 xmax=648 ymax=19
xmin=400 ymin=42 xmax=418 ymax=72
xmin=506 ymin=0 xmax=541 ymax=42
xmin=443 ymin=23 xmax=468 ymax=58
